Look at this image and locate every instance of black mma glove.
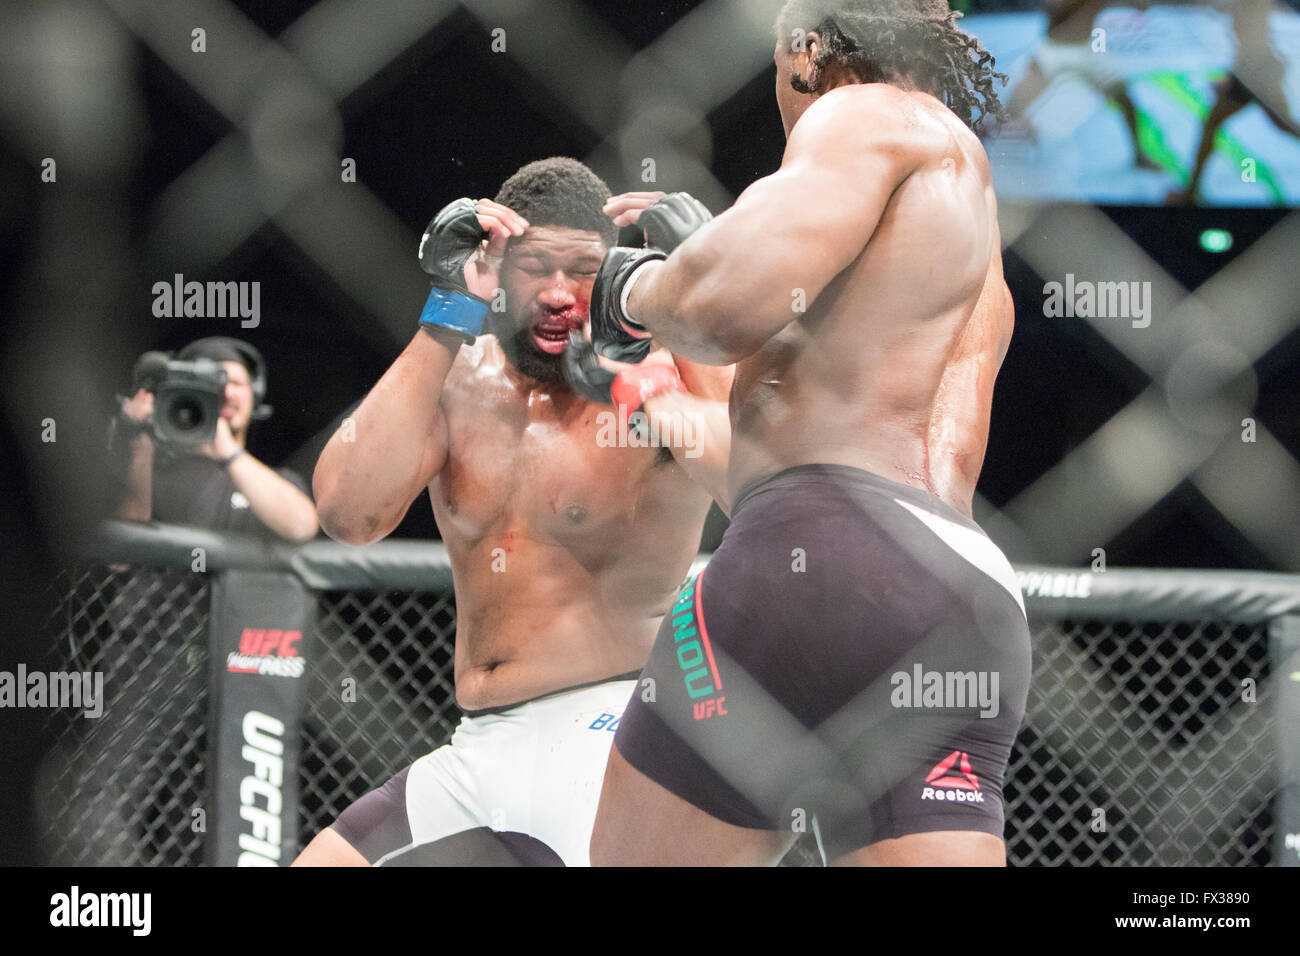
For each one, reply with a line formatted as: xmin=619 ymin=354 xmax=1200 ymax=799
xmin=563 ymin=333 xmax=687 ymax=413
xmin=563 ymin=332 xmax=617 ymax=404
xmin=416 ymin=198 xmax=492 ymax=345
xmin=639 ymin=192 xmax=713 ymax=253
xmin=589 ymin=247 xmax=664 ymax=363
xmin=589 ymin=192 xmax=713 ymax=363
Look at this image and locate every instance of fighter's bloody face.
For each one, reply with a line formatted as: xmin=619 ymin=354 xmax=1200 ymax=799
xmin=500 ymin=226 xmax=606 ymax=358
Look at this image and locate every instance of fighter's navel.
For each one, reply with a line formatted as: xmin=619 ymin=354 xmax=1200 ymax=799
xmin=564 ymin=504 xmax=588 ymax=524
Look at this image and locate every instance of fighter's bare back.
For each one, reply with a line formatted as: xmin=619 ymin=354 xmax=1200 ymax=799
xmin=727 ymin=85 xmax=1012 ymax=517
xmin=431 ymin=337 xmax=713 ymax=710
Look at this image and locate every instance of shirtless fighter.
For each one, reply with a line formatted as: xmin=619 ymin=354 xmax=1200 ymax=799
xmin=293 ymin=158 xmax=731 ymax=866
xmin=589 ymin=0 xmax=1031 ymax=866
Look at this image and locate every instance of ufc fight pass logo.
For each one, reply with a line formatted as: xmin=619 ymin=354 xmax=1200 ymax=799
xmin=226 ymin=628 xmax=305 ymax=678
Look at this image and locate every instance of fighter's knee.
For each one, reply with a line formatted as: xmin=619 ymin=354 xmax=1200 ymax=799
xmin=834 ymin=830 xmax=1005 ymax=867
xmin=588 ymin=807 xmax=615 ymax=867
xmin=292 ymin=827 xmax=370 ymax=867
xmin=588 ymin=835 xmax=606 ymax=867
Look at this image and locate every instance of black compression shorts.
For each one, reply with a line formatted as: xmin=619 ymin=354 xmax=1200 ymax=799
xmin=613 ymin=464 xmax=1031 ymax=860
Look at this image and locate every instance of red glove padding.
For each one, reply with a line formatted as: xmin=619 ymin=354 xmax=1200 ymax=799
xmin=610 ymin=363 xmax=686 ymax=413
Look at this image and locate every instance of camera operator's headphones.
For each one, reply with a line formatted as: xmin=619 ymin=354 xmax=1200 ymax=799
xmin=174 ymin=336 xmax=273 ymax=421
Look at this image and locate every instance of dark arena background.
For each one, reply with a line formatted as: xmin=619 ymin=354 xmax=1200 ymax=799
xmin=2 ymin=0 xmax=1299 ymax=886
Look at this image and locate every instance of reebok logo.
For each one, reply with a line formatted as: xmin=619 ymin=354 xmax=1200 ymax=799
xmin=920 ymin=750 xmax=985 ymax=803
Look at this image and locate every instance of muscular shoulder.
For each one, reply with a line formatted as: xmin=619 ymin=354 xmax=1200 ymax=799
xmin=790 ymin=85 xmax=932 ymax=161
xmin=792 ymin=84 xmax=988 ymax=180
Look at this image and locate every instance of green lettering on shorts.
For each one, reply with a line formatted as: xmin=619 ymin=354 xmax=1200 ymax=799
xmin=670 ymin=574 xmax=715 ymax=698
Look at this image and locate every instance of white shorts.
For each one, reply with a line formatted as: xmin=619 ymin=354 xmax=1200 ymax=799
xmin=331 ymin=678 xmax=638 ymax=866
xmin=1034 ymin=39 xmax=1129 ymax=90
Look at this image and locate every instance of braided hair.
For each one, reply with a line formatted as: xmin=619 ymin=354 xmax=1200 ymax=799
xmin=776 ymin=0 xmax=1007 ymax=134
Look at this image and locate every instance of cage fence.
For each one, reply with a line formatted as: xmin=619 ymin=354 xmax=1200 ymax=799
xmin=34 ymin=531 xmax=1299 ymax=867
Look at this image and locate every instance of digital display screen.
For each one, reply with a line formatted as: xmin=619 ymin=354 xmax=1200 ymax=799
xmin=967 ymin=5 xmax=1300 ymax=205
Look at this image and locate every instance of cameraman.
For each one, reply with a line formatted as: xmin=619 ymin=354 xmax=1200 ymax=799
xmin=112 ymin=337 xmax=317 ymax=542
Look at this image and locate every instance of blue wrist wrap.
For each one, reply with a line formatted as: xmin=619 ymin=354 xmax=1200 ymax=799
xmin=419 ymin=288 xmax=489 ymax=340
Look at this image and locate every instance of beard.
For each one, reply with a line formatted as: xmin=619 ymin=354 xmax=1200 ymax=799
xmin=496 ymin=321 xmax=567 ymax=384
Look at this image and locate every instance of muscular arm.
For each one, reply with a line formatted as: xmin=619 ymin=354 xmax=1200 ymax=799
xmin=644 ymin=355 xmax=735 ymax=511
xmin=313 ymin=329 xmax=456 ymax=545
xmin=227 ymin=457 xmax=319 ymax=542
xmin=627 ymin=87 xmax=921 ymax=364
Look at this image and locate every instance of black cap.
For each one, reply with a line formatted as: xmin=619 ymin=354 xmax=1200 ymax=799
xmin=176 ymin=339 xmax=251 ymax=372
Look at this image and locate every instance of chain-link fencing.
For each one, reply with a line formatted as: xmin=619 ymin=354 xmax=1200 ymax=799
xmin=32 ymin=529 xmax=1299 ymax=866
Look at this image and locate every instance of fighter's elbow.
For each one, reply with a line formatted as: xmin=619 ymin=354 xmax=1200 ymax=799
xmin=687 ymin=321 xmax=762 ymax=365
xmin=311 ymin=469 xmax=357 ymax=538
xmin=316 ymin=505 xmax=382 ymax=546
xmin=706 ymin=332 xmax=763 ymax=365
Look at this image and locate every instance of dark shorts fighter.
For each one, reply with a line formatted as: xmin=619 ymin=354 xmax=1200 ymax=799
xmin=614 ymin=464 xmax=1031 ymax=859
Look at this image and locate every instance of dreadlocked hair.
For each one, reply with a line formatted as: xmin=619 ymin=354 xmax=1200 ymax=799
xmin=776 ymin=0 xmax=1007 ymax=134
